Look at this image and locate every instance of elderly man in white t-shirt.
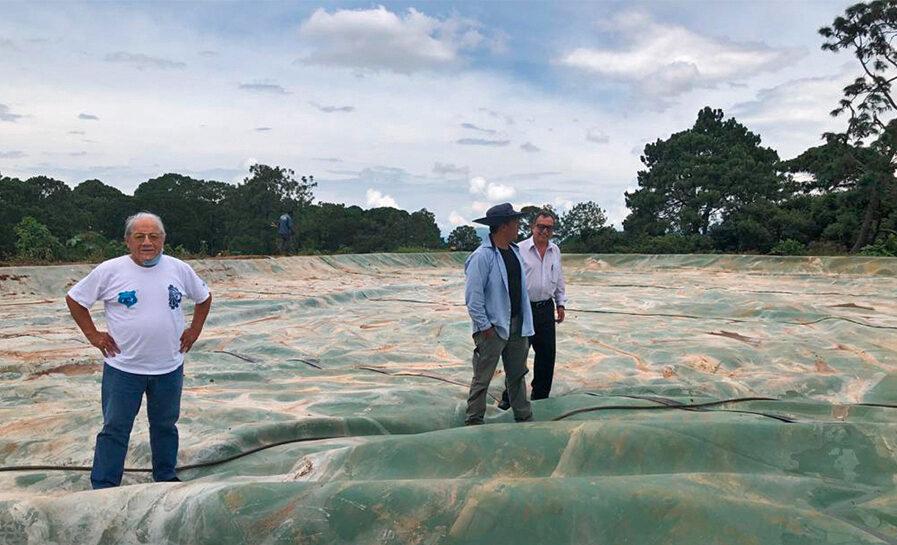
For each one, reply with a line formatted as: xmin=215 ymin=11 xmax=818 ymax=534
xmin=66 ymin=212 xmax=212 ymax=489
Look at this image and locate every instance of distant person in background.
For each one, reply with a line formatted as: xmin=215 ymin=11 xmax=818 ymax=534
xmin=464 ymin=203 xmax=534 ymax=425
xmin=499 ymin=209 xmax=566 ymax=409
xmin=276 ymin=212 xmax=294 ymax=254
xmin=65 ymin=212 xmax=212 ymax=489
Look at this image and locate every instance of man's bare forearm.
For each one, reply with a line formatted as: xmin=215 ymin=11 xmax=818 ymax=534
xmin=190 ymin=295 xmax=212 ymax=331
xmin=66 ymin=295 xmax=97 ymax=337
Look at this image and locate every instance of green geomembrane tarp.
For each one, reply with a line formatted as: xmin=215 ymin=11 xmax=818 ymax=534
xmin=0 ymin=253 xmax=895 ymax=544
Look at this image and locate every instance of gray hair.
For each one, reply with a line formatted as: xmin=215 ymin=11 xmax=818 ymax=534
xmin=535 ymin=208 xmax=557 ymax=222
xmin=124 ymin=212 xmax=166 ymax=238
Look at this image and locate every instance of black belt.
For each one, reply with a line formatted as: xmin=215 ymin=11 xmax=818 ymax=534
xmin=531 ymin=299 xmax=553 ymax=308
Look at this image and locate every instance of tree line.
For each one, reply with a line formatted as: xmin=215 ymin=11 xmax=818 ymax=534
xmin=1 ymin=1 xmax=895 ymax=262
xmin=0 ymin=164 xmax=442 ymax=262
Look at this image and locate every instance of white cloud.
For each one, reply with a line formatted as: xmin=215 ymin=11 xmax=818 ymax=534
xmin=586 ymin=128 xmax=609 ymax=144
xmin=559 ymin=9 xmax=801 ymax=96
xmin=449 ymin=210 xmax=469 ymax=226
xmin=471 ymin=200 xmax=490 ymax=214
xmin=520 ymin=141 xmax=540 ymax=153
xmin=468 ymin=176 xmax=515 ymax=201
xmin=366 ymin=188 xmax=398 ymax=208
xmin=731 ymin=73 xmax=848 ymax=127
xmin=298 ymin=6 xmax=500 ymax=73
xmin=0 ymin=150 xmax=26 ymax=159
xmin=469 ymin=176 xmax=487 ymax=194
xmin=242 ymin=157 xmax=258 ymax=170
xmin=729 ymin=70 xmax=853 ymax=157
xmin=553 ymin=197 xmax=575 ymax=212
xmin=486 ymin=183 xmax=515 ymax=200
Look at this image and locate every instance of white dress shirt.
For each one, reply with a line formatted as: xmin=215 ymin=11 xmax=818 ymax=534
xmin=518 ymin=236 xmax=567 ymax=307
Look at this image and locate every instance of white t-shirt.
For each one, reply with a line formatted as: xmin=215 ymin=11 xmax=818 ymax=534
xmin=68 ymin=255 xmax=211 ymax=375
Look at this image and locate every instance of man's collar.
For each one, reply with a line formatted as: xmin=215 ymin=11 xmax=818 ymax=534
xmin=486 ymin=234 xmax=518 ymax=250
xmin=523 ymin=236 xmax=554 ymax=253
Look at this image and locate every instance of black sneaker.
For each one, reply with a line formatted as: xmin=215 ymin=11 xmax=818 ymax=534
xmin=497 ymin=399 xmax=510 ymax=411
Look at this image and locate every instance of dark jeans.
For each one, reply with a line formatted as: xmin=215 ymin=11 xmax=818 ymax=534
xmin=502 ymin=300 xmax=556 ymax=403
xmin=278 ymin=234 xmax=292 ymax=254
xmin=91 ymin=363 xmax=183 ymax=489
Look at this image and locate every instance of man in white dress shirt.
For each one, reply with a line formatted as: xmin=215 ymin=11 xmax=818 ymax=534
xmin=499 ymin=209 xmax=566 ymax=409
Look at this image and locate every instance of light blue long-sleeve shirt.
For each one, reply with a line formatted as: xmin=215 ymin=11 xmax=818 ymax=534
xmin=464 ymin=236 xmax=535 ymax=340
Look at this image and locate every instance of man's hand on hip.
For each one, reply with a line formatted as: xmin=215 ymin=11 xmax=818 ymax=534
xmin=86 ymin=331 xmax=120 ymax=358
xmin=180 ymin=326 xmax=201 ymax=353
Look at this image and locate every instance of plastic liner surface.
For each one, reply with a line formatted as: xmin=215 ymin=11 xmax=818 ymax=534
xmin=0 ymin=253 xmax=895 ymax=544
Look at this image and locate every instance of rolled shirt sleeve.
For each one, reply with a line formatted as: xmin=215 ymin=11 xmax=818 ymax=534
xmin=553 ymin=251 xmax=567 ymax=308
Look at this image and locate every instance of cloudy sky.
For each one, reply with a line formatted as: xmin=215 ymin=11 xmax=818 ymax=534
xmin=0 ymin=1 xmax=855 ymax=231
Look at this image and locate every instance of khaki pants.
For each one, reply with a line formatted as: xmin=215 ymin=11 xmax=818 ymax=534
xmin=465 ymin=316 xmax=533 ymax=424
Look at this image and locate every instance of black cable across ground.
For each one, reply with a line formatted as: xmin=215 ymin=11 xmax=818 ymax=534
xmin=555 ymin=395 xmax=797 ymax=423
xmin=355 ymin=365 xmax=493 ymax=400
xmin=0 ymin=434 xmax=346 ymax=474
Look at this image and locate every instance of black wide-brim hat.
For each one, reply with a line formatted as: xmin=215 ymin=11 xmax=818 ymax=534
xmin=473 ymin=202 xmax=525 ymax=226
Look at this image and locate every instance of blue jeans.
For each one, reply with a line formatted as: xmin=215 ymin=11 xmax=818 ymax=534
xmin=91 ymin=363 xmax=183 ymax=489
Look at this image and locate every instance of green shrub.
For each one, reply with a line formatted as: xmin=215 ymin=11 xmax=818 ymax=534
xmin=769 ymin=239 xmax=806 ymax=256
xmin=14 ymin=216 xmax=64 ymax=262
xmin=164 ymin=244 xmax=191 ymax=259
xmin=66 ymin=231 xmax=126 ymax=262
xmin=859 ymin=234 xmax=897 ymax=257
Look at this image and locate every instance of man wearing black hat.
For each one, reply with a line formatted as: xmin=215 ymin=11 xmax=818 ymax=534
xmin=463 ymin=202 xmax=534 ymax=425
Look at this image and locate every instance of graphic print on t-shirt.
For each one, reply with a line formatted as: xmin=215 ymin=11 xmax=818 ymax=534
xmin=67 ymin=255 xmax=211 ymax=374
xmin=168 ymin=285 xmax=182 ymax=309
xmin=117 ymin=290 xmax=137 ymax=308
